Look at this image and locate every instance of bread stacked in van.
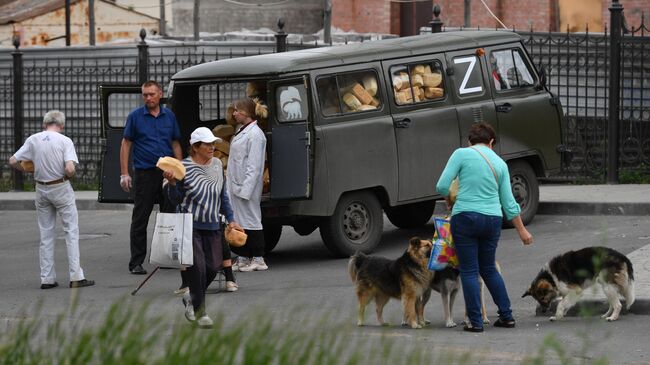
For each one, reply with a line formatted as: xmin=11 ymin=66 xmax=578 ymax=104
xmin=393 ymin=64 xmax=444 ymax=104
xmin=342 ymin=76 xmax=381 ymax=112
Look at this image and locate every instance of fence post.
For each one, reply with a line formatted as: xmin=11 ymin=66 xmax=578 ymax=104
xmin=607 ymin=0 xmax=623 ymax=184
xmin=275 ymin=18 xmax=287 ymax=53
xmin=11 ymin=34 xmax=24 ymax=191
xmin=137 ymin=29 xmax=149 ymax=84
xmin=430 ymin=5 xmax=444 ymax=33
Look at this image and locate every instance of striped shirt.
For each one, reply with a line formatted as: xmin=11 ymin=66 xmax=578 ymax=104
xmin=166 ymin=157 xmax=234 ymax=230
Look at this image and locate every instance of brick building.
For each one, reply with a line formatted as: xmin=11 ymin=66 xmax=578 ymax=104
xmin=331 ymin=0 xmax=650 ymax=35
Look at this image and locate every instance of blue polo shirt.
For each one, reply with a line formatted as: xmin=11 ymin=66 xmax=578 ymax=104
xmin=123 ymin=105 xmax=181 ymax=169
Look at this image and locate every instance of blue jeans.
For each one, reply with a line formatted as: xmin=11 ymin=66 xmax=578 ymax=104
xmin=450 ymin=212 xmax=513 ymax=328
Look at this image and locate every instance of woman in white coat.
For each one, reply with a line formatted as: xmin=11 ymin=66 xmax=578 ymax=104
xmin=228 ymin=98 xmax=269 ymax=272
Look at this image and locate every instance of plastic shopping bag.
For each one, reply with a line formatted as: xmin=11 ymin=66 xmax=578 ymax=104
xmin=149 ymin=213 xmax=194 ymax=268
xmin=427 ymin=217 xmax=459 ymax=271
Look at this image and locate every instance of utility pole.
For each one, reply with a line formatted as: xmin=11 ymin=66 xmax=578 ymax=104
xmin=89 ymin=0 xmax=95 ymax=45
xmin=65 ymin=0 xmax=71 ymax=46
xmin=464 ymin=0 xmax=471 ymax=27
xmin=323 ymin=0 xmax=332 ymax=44
xmin=159 ymin=0 xmax=166 ymax=36
xmin=193 ymin=0 xmax=199 ymax=41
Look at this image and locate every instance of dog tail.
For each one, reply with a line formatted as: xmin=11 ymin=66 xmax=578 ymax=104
xmin=348 ymin=251 xmax=365 ymax=283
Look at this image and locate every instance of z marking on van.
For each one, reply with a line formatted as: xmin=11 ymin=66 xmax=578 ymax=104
xmin=454 ymin=56 xmax=483 ymax=94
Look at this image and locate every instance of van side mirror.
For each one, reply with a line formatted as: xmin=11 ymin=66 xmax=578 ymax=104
xmin=538 ymin=66 xmax=547 ymax=89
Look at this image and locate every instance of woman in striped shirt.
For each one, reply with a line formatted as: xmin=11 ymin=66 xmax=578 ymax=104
xmin=163 ymin=127 xmax=243 ymax=329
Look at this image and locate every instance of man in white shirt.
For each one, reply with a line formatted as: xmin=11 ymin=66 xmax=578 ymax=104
xmin=9 ymin=110 xmax=94 ymax=289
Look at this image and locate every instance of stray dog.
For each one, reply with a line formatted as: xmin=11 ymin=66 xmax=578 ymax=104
xmin=523 ymin=246 xmax=635 ymax=322
xmin=348 ymin=237 xmax=433 ymax=329
xmin=421 ymin=262 xmax=501 ymax=328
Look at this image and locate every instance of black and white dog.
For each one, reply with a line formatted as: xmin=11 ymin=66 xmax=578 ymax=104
xmin=523 ymin=246 xmax=635 ymax=322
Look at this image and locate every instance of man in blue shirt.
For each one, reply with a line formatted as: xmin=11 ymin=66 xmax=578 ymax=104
xmin=120 ymin=80 xmax=182 ymax=275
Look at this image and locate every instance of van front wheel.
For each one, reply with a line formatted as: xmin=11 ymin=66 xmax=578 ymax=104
xmin=505 ymin=160 xmax=539 ymax=227
xmin=320 ymin=192 xmax=383 ymax=258
xmin=385 ymin=200 xmax=435 ymax=228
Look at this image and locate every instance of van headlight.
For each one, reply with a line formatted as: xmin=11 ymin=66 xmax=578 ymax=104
xmin=167 ymin=81 xmax=175 ymax=98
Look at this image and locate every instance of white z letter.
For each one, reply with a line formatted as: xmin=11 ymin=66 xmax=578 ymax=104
xmin=454 ymin=56 xmax=483 ymax=95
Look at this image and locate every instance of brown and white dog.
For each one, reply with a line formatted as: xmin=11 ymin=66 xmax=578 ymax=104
xmin=523 ymin=246 xmax=635 ymax=322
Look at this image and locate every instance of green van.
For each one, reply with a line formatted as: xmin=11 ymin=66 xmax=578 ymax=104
xmin=99 ymin=30 xmax=565 ymax=257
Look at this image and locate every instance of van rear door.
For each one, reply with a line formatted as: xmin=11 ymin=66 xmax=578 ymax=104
xmin=267 ymin=77 xmax=313 ymax=200
xmin=98 ymin=85 xmax=142 ymax=203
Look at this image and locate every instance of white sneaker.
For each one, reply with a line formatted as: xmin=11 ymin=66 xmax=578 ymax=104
xmin=197 ymin=314 xmax=214 ymax=329
xmin=174 ymin=286 xmax=189 ymax=296
xmin=233 ymin=257 xmax=250 ymax=272
xmin=225 ymin=281 xmax=238 ymax=292
xmin=240 ymin=257 xmax=268 ymax=272
xmin=182 ymin=292 xmax=195 ymax=322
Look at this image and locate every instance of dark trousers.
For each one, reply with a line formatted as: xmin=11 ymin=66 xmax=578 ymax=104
xmin=188 ymin=229 xmax=224 ymax=316
xmin=239 ymin=229 xmax=265 ymax=257
xmin=129 ymin=168 xmax=174 ymax=270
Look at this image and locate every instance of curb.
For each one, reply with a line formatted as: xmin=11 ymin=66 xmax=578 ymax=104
xmin=537 ymin=202 xmax=650 ymax=216
xmin=536 ymin=299 xmax=650 ymax=317
xmin=0 ymin=200 xmax=131 ymax=211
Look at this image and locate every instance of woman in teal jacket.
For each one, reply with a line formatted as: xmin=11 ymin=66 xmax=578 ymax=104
xmin=436 ymin=123 xmax=533 ymax=333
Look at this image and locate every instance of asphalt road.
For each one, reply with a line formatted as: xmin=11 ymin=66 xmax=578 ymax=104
xmin=1 ymin=210 xmax=649 ymax=364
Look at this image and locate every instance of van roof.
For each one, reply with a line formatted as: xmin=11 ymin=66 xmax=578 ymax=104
xmin=172 ymin=30 xmax=521 ymax=81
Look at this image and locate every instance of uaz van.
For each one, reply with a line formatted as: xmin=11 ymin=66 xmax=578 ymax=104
xmin=99 ymin=30 xmax=565 ymax=257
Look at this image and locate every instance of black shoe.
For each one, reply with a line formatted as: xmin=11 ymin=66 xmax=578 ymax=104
xmin=463 ymin=325 xmax=484 ymax=333
xmin=70 ymin=279 xmax=95 ymax=288
xmin=130 ymin=265 xmax=147 ymax=275
xmin=40 ymin=282 xmax=59 ymax=289
xmin=493 ymin=318 xmax=516 ymax=328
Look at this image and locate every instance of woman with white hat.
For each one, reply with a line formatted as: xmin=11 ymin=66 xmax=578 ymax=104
xmin=162 ymin=127 xmax=243 ymax=328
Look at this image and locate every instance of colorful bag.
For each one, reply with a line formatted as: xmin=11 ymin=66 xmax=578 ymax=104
xmin=428 ymin=217 xmax=459 ymax=271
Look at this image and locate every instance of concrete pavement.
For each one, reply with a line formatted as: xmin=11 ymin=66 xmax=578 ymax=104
xmin=1 ymin=183 xmax=649 ymax=317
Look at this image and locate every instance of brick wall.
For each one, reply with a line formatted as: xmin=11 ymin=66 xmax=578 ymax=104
xmin=332 ymin=0 xmax=392 ymax=33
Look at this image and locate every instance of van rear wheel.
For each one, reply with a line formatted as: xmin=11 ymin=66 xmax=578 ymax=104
xmin=504 ymin=160 xmax=539 ymax=227
xmin=320 ymin=191 xmax=383 ymax=258
xmin=385 ymin=200 xmax=435 ymax=229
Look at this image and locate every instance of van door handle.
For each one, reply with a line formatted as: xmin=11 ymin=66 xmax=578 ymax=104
xmin=394 ymin=118 xmax=411 ymax=128
xmin=496 ymin=103 xmax=512 ymax=113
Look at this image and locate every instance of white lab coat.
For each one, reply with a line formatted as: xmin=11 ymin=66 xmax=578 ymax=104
xmin=227 ymin=121 xmax=267 ymax=230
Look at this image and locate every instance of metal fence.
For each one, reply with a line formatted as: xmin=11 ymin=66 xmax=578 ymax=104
xmin=2 ymin=4 xmax=649 ymax=189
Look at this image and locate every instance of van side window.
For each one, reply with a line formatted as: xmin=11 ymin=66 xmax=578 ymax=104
xmin=490 ymin=49 xmax=535 ymax=91
xmin=390 ymin=61 xmax=445 ymax=105
xmin=276 ymin=84 xmax=309 ymax=122
xmin=316 ymin=70 xmax=381 ymax=116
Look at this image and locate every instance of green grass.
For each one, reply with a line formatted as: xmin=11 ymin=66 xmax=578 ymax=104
xmin=0 ymin=299 xmax=615 ymax=365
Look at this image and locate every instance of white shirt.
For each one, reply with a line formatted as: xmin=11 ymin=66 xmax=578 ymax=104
xmin=13 ymin=130 xmax=78 ymax=182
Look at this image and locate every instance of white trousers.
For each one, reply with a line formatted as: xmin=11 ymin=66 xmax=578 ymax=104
xmin=35 ymin=181 xmax=85 ymax=284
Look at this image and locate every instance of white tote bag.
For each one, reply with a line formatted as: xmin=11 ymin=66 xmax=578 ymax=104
xmin=149 ymin=213 xmax=194 ymax=268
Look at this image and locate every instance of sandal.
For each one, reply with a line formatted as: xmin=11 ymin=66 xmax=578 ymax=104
xmin=463 ymin=325 xmax=484 ymax=333
xmin=493 ymin=318 xmax=516 ymax=328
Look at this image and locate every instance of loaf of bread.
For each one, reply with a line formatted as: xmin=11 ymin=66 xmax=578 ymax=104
xmin=424 ymin=65 xmax=433 ymax=74
xmin=351 ymin=83 xmax=373 ymax=105
xmin=369 ymin=96 xmax=380 ymax=107
xmin=411 ymin=74 xmax=424 ymax=88
xmin=357 ymin=104 xmax=377 ymax=111
xmin=392 ymin=72 xmax=410 ymax=91
xmin=20 ymin=160 xmax=34 ymax=172
xmin=212 ymin=124 xmax=235 ymax=140
xmin=412 ymin=64 xmax=425 ymax=75
xmin=225 ymin=226 xmax=247 ymax=247
xmin=414 ymin=87 xmax=425 ymax=102
xmin=424 ymin=87 xmax=444 ymax=99
xmin=362 ymin=76 xmax=378 ymax=96
xmin=343 ymin=93 xmax=362 ymax=110
xmin=423 ymin=73 xmax=442 ymax=87
xmin=156 ymin=156 xmax=186 ymax=180
xmin=395 ymin=88 xmax=413 ymax=104
xmin=215 ymin=140 xmax=230 ymax=155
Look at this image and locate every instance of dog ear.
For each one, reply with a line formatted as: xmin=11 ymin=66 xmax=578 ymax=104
xmin=409 ymin=237 xmax=420 ymax=246
xmin=522 ymin=288 xmax=531 ymax=298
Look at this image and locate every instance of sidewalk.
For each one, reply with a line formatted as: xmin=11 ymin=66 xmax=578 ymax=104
xmin=1 ymin=183 xmax=649 ymax=317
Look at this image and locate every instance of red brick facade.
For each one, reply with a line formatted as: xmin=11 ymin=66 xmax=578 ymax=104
xmin=332 ymin=0 xmax=649 ymax=35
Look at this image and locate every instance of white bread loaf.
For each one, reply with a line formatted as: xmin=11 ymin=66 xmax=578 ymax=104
xmin=394 ymin=88 xmax=413 ymax=104
xmin=412 ymin=64 xmax=425 ymax=75
xmin=424 ymin=65 xmax=433 ymax=74
xmin=343 ymin=93 xmax=362 ymax=110
xmin=362 ymin=76 xmax=378 ymax=96
xmin=20 ymin=160 xmax=34 ymax=172
xmin=156 ymin=156 xmax=186 ymax=180
xmin=225 ymin=226 xmax=247 ymax=247
xmin=351 ymin=83 xmax=373 ymax=105
xmin=423 ymin=73 xmax=442 ymax=87
xmin=369 ymin=96 xmax=380 ymax=107
xmin=215 ymin=140 xmax=230 ymax=155
xmin=357 ymin=104 xmax=377 ymax=111
xmin=411 ymin=74 xmax=424 ymax=88
xmin=212 ymin=124 xmax=235 ymax=140
xmin=424 ymin=87 xmax=444 ymax=99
